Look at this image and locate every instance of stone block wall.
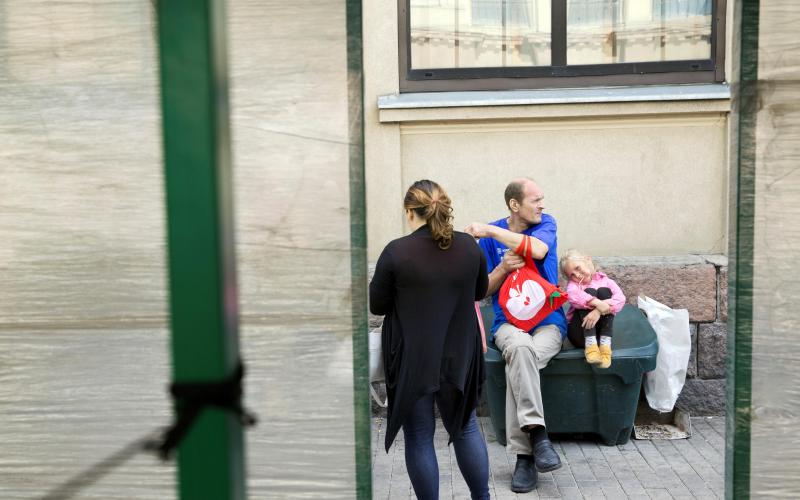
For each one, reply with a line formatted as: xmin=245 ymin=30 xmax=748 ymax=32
xmin=367 ymin=254 xmax=729 ymax=416
xmin=593 ymin=254 xmax=728 ymax=415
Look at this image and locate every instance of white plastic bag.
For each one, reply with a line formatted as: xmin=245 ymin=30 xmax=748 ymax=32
xmin=638 ymin=295 xmax=692 ymax=412
xmin=368 ymin=328 xmax=387 ymax=407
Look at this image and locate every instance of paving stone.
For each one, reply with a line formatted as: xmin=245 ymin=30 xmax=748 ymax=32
xmin=495 ymin=490 xmax=527 ymax=500
xmin=557 ymin=486 xmax=584 ymax=499
xmin=539 ymin=471 xmax=555 ymax=482
xmin=537 ymin=481 xmax=563 ymax=498
xmin=635 ymin=471 xmax=664 ymax=489
xmin=684 ymin=433 xmax=724 ymax=476
xmin=619 ymin=482 xmax=649 ymax=499
xmin=708 ymin=415 xmax=725 ymax=435
xmin=589 ymin=464 xmax=616 ymax=481
xmin=697 ymin=322 xmax=727 ymax=379
xmin=645 ymin=488 xmax=672 ymax=499
xmin=691 ymin=417 xmax=725 ymax=456
xmin=554 ymin=473 xmax=578 ymax=488
xmin=372 ymin=472 xmax=391 ymax=498
xmin=671 ymin=439 xmax=724 ymax=484
xmin=374 ymin=416 xmax=724 ymax=499
xmin=600 ymin=484 xmax=628 ymax=498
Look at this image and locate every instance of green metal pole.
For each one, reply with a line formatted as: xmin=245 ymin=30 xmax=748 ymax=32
xmin=155 ymin=1 xmax=246 ymax=499
xmin=726 ymin=0 xmax=758 ymax=498
xmin=346 ymin=0 xmax=370 ymax=497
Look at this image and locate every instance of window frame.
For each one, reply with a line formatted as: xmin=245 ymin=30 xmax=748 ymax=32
xmin=398 ymin=0 xmax=726 ymax=92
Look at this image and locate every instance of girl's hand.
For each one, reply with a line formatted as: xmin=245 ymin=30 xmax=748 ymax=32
xmin=582 ymin=309 xmax=601 ymax=329
xmin=596 ymin=300 xmax=612 ymax=315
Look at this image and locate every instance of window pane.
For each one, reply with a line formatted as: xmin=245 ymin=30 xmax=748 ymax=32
xmin=410 ymin=0 xmax=551 ymax=69
xmin=567 ymin=0 xmax=712 ymax=65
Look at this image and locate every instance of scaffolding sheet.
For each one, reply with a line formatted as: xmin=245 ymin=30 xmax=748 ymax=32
xmin=742 ymin=0 xmax=800 ymax=497
xmin=0 ymin=1 xmax=365 ymax=498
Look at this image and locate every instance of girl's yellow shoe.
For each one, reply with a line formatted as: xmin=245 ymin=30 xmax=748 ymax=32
xmin=598 ymin=344 xmax=612 ymax=369
xmin=584 ymin=344 xmax=602 ymax=365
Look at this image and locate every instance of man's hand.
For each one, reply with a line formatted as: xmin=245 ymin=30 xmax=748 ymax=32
xmin=500 ymin=250 xmax=525 ymax=273
xmin=486 ymin=250 xmax=525 ymax=297
xmin=582 ymin=309 xmax=601 ymax=329
xmin=464 ymin=222 xmax=495 ymax=239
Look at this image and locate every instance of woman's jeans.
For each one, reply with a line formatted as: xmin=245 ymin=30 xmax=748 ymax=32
xmin=402 ymin=393 xmax=490 ymax=500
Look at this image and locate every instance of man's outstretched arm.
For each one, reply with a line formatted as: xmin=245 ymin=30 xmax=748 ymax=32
xmin=465 ymin=223 xmax=549 ymax=260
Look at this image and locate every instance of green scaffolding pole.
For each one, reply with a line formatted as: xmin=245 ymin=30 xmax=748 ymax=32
xmin=155 ymin=1 xmax=246 ymax=499
xmin=346 ymin=0 xmax=370 ymax=497
xmin=726 ymin=0 xmax=758 ymax=498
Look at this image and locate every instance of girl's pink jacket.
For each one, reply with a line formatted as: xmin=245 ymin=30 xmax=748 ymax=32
xmin=565 ymin=271 xmax=626 ymax=322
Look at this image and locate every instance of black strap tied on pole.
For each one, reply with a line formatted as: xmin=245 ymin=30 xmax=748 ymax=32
xmin=146 ymin=362 xmax=258 ymax=460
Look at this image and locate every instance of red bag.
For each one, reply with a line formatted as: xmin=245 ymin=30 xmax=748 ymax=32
xmin=498 ymin=236 xmax=568 ymax=332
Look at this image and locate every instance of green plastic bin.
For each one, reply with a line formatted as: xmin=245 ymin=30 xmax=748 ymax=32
xmin=483 ymin=304 xmax=658 ymax=446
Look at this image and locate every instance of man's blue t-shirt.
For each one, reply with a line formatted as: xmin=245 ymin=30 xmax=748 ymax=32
xmin=479 ymin=214 xmax=568 ymax=339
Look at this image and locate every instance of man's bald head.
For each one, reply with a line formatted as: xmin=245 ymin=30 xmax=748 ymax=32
xmin=504 ymin=177 xmax=538 ymax=210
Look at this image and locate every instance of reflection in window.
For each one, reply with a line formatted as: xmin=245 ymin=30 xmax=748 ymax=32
xmin=471 ymin=0 xmax=530 ymax=26
xmin=567 ymin=0 xmax=712 ymax=65
xmin=409 ymin=0 xmax=551 ymax=69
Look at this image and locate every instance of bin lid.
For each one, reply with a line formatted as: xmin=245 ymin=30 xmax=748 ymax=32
xmin=482 ymin=303 xmax=658 ymax=360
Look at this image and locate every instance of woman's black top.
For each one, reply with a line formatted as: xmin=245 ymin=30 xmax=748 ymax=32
xmin=369 ymin=225 xmax=488 ymax=451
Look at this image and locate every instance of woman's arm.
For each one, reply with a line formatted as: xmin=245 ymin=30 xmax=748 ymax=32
xmin=475 ymin=251 xmax=489 ymax=301
xmin=368 ymin=247 xmax=395 ymax=315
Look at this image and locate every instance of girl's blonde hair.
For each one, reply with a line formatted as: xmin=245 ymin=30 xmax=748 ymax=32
xmin=404 ymin=179 xmax=454 ymax=250
xmin=559 ymin=248 xmax=595 ymax=277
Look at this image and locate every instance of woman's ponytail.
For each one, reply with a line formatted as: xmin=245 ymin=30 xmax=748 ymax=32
xmin=403 ymin=180 xmax=454 ymax=250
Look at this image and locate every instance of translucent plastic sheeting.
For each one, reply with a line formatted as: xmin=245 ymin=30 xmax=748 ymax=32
xmin=0 ymin=2 xmax=174 ymax=499
xmin=0 ymin=1 xmax=363 ymax=499
xmin=228 ymin=1 xmax=360 ymax=497
xmin=746 ymin=1 xmax=800 ymax=496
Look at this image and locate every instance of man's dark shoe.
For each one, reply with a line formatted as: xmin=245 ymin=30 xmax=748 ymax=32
xmin=532 ymin=439 xmax=562 ymax=472
xmin=510 ymin=455 xmax=538 ymax=493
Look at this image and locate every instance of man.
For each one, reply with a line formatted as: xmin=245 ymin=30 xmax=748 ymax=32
xmin=465 ymin=177 xmax=567 ymax=493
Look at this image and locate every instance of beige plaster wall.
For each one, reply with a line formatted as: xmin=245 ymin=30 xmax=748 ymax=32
xmin=364 ymin=0 xmax=403 ymax=259
xmin=399 ymin=111 xmax=729 ymax=257
xmin=364 ymin=0 xmax=732 ymax=261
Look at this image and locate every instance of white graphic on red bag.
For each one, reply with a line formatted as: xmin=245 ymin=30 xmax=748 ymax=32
xmin=505 ymin=275 xmax=546 ymax=321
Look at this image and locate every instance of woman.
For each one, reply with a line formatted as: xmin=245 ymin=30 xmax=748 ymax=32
xmin=369 ymin=180 xmax=490 ymax=500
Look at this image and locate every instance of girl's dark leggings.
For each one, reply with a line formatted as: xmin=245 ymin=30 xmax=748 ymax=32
xmin=567 ymin=287 xmax=615 ymax=348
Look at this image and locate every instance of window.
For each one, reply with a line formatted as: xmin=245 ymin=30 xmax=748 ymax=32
xmin=398 ymin=0 xmax=725 ymax=92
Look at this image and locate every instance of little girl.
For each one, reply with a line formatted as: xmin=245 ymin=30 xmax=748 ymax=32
xmin=560 ymin=249 xmax=626 ymax=369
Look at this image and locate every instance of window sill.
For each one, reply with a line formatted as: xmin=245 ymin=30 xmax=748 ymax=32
xmin=377 ymin=84 xmax=731 ymax=123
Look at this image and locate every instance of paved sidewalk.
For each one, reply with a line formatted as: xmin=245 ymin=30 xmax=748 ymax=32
xmin=372 ymin=416 xmax=724 ymax=499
